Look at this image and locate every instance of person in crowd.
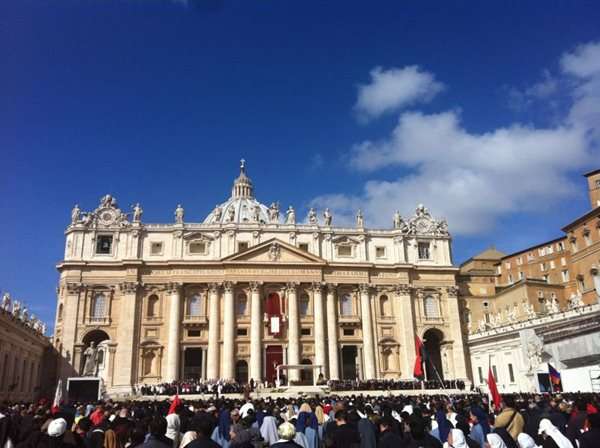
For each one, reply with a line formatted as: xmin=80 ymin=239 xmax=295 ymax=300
xmin=578 ymin=412 xmax=600 ymax=448
xmin=295 ymin=403 xmax=319 ymax=448
xmin=494 ymin=397 xmax=525 ymax=442
xmin=378 ymin=416 xmax=404 ymax=448
xmin=516 ymin=433 xmax=540 ymax=448
xmin=325 ymin=410 xmax=360 ymax=448
xmin=537 ymin=419 xmax=573 ymax=448
xmin=486 ymin=433 xmax=508 ymax=448
xmin=272 ymin=422 xmax=302 ymax=448
xmin=144 ymin=416 xmax=172 ymax=448
xmin=185 ymin=416 xmax=220 ymax=448
xmin=565 ymin=401 xmax=586 ymax=447
xmin=469 ymin=406 xmax=491 ymax=448
xmin=405 ymin=418 xmax=442 ymax=448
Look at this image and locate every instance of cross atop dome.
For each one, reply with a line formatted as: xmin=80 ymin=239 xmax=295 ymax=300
xmin=232 ymin=158 xmax=254 ymax=199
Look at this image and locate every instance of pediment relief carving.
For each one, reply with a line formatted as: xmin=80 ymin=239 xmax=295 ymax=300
xmin=222 ymin=238 xmax=326 ymax=265
xmin=183 ymin=231 xmax=215 ymax=241
xmin=331 ymin=235 xmax=361 ymax=245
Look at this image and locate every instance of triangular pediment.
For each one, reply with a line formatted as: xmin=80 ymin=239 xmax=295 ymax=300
xmin=222 ymin=238 xmax=327 ymax=265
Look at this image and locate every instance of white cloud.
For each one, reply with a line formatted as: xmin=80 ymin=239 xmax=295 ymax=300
xmin=313 ymin=43 xmax=600 ymax=235
xmin=354 ymin=66 xmax=444 ymax=121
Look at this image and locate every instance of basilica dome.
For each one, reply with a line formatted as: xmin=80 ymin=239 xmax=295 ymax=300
xmin=203 ymin=160 xmax=274 ymax=225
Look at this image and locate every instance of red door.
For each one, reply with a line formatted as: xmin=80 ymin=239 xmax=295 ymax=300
xmin=265 ymin=345 xmax=283 ymax=383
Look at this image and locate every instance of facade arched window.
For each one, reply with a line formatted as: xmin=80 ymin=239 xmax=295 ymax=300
xmin=147 ymin=295 xmax=159 ymax=318
xmin=340 ymin=293 xmax=353 ymax=316
xmin=188 ymin=294 xmax=202 ymax=316
xmin=237 ymin=293 xmax=247 ymax=316
xmin=91 ymin=293 xmax=107 ymax=318
xmin=379 ymin=295 xmax=390 ymax=316
xmin=424 ymin=295 xmax=439 ymax=318
xmin=299 ymin=294 xmax=310 ymax=316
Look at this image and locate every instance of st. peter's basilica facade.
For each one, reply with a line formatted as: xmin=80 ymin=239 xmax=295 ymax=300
xmin=53 ymin=161 xmax=467 ymax=394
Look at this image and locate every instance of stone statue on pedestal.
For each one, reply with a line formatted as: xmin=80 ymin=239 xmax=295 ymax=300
xmin=323 ymin=208 xmax=332 ymax=226
xmin=175 ymin=204 xmax=185 ymax=224
xmin=82 ymin=342 xmax=99 ymax=376
xmin=213 ymin=205 xmax=223 ymax=222
xmin=268 ymin=203 xmax=280 ymax=223
xmin=12 ymin=300 xmax=21 ymax=318
xmin=1 ymin=292 xmax=10 ymax=311
xmin=308 ymin=208 xmax=318 ymax=225
xmin=285 ymin=206 xmax=296 ymax=224
xmin=356 ymin=209 xmax=364 ymax=228
xmin=132 ymin=203 xmax=143 ymax=223
xmin=226 ymin=206 xmax=235 ymax=223
xmin=71 ymin=204 xmax=81 ymax=225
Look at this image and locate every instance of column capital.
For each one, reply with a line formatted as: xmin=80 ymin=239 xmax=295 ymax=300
xmin=249 ymin=281 xmax=262 ymax=292
xmin=311 ymin=281 xmax=324 ymax=293
xmin=358 ymin=283 xmax=373 ymax=295
xmin=208 ymin=283 xmax=221 ymax=294
xmin=223 ymin=281 xmax=235 ymax=293
xmin=325 ymin=283 xmax=338 ymax=294
xmin=66 ymin=282 xmax=84 ymax=294
xmin=394 ymin=284 xmax=412 ymax=295
xmin=285 ymin=281 xmax=299 ymax=292
xmin=166 ymin=282 xmax=183 ymax=295
xmin=119 ymin=281 xmax=141 ymax=295
xmin=446 ymin=286 xmax=459 ymax=298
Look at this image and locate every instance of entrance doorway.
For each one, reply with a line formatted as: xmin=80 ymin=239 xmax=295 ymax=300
xmin=341 ymin=346 xmax=358 ymax=380
xmin=423 ymin=328 xmax=444 ymax=381
xmin=300 ymin=359 xmax=313 ymax=384
xmin=235 ymin=360 xmax=248 ymax=384
xmin=183 ymin=348 xmax=203 ymax=380
xmin=265 ymin=345 xmax=283 ymax=383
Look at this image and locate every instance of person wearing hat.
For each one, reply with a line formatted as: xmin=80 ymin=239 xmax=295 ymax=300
xmin=41 ymin=418 xmax=76 ymax=448
xmin=272 ymin=422 xmax=302 ymax=448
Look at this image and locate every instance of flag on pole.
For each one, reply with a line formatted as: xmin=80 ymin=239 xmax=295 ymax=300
xmin=168 ymin=394 xmax=182 ymax=415
xmin=413 ymin=335 xmax=425 ymax=380
xmin=548 ymin=364 xmax=562 ymax=391
xmin=51 ymin=379 xmax=62 ymax=414
xmin=487 ymin=367 xmax=501 ymax=411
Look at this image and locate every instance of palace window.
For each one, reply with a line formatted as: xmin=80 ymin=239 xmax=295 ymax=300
xmin=301 ymin=328 xmax=311 ymax=336
xmin=189 ymin=241 xmax=207 ymax=254
xmin=577 ymin=275 xmax=586 ymax=291
xmin=150 ymin=242 xmax=163 ymax=255
xmin=375 ymin=247 xmax=386 ymax=258
xmin=236 ymin=328 xmax=248 ymax=336
xmin=561 ymin=270 xmax=569 ymax=282
xmin=57 ymin=303 xmax=63 ymax=320
xmin=337 ymin=245 xmax=352 ymax=257
xmin=147 ymin=295 xmax=159 ymax=318
xmin=188 ymin=329 xmax=201 ymax=337
xmin=424 ymin=295 xmax=440 ymax=318
xmin=188 ymin=294 xmax=202 ymax=317
xmin=142 ymin=351 xmax=156 ymax=376
xmin=340 ymin=293 xmax=353 ymax=316
xmin=343 ymin=328 xmax=355 ymax=336
xmin=237 ymin=293 xmax=248 ymax=316
xmin=418 ymin=242 xmax=430 ymax=260
xmin=518 ymin=271 xmax=524 ymax=280
xmin=95 ymin=235 xmax=113 ymax=254
xmin=299 ymin=294 xmax=310 ymax=317
xmin=91 ymin=293 xmax=107 ymax=318
xmin=379 ymin=295 xmax=391 ymax=316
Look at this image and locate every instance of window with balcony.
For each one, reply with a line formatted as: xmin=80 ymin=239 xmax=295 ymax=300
xmin=340 ymin=293 xmax=353 ymax=316
xmin=147 ymin=295 xmax=159 ymax=318
xmin=337 ymin=245 xmax=353 ymax=257
xmin=96 ymin=235 xmax=113 ymax=254
xmin=188 ymin=294 xmax=202 ymax=317
xmin=91 ymin=293 xmax=107 ymax=319
xmin=379 ymin=295 xmax=391 ymax=316
xmin=418 ymin=242 xmax=430 ymax=260
xmin=299 ymin=294 xmax=310 ymax=316
xmin=236 ymin=293 xmax=247 ymax=316
xmin=189 ymin=241 xmax=207 ymax=254
xmin=424 ymin=295 xmax=440 ymax=318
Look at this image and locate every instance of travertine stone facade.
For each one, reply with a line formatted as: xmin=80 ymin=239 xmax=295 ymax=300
xmin=54 ymin=161 xmax=467 ymax=394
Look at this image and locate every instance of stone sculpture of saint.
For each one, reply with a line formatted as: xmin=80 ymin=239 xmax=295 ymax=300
xmin=550 ymin=296 xmax=560 ymax=314
xmin=132 ymin=203 xmax=143 ymax=223
xmin=1 ymin=292 xmax=10 ymax=311
xmin=71 ymin=204 xmax=81 ymax=225
xmin=286 ymin=206 xmax=296 ymax=224
xmin=226 ymin=206 xmax=235 ymax=223
xmin=268 ymin=203 xmax=280 ymax=223
xmin=100 ymin=194 xmax=113 ymax=208
xmin=308 ymin=208 xmax=318 ymax=225
xmin=22 ymin=306 xmax=29 ymax=322
xmin=393 ymin=210 xmax=401 ymax=229
xmin=175 ymin=204 xmax=185 ymax=224
xmin=213 ymin=205 xmax=223 ymax=221
xmin=252 ymin=205 xmax=261 ymax=222
xmin=82 ymin=341 xmax=99 ymax=376
xmin=323 ymin=208 xmax=332 ymax=226
xmin=12 ymin=300 xmax=20 ymax=318
xmin=356 ymin=209 xmax=364 ymax=228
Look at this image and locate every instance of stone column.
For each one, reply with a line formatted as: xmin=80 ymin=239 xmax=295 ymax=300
xmin=61 ymin=283 xmax=83 ymax=379
xmin=395 ymin=285 xmax=416 ymax=380
xmin=286 ymin=282 xmax=300 ymax=382
xmin=326 ymin=284 xmax=340 ymax=380
xmin=313 ymin=282 xmax=327 ymax=378
xmin=221 ymin=281 xmax=235 ymax=380
xmin=249 ymin=282 xmax=262 ymax=382
xmin=359 ymin=284 xmax=376 ymax=379
xmin=446 ymin=286 xmax=468 ymax=379
xmin=113 ymin=281 xmax=140 ymax=391
xmin=165 ymin=283 xmax=182 ymax=382
xmin=206 ymin=283 xmax=220 ymax=380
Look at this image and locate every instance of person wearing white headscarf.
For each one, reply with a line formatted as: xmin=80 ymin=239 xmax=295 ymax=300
xmin=486 ymin=433 xmax=508 ymax=448
xmin=260 ymin=416 xmax=280 ymax=446
xmin=180 ymin=430 xmax=198 ymax=448
xmin=445 ymin=428 xmax=468 ymax=448
xmin=538 ymin=419 xmax=573 ymax=448
xmin=517 ymin=433 xmax=540 ymax=448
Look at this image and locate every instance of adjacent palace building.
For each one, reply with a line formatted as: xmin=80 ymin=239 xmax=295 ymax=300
xmin=54 ymin=161 xmax=467 ymax=394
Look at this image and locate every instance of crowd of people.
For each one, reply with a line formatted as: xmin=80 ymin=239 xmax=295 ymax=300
xmin=138 ymin=381 xmax=247 ymax=397
xmin=0 ymin=392 xmax=598 ymax=448
xmin=327 ymin=379 xmax=466 ymax=392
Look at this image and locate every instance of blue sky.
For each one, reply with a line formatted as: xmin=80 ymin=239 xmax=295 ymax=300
xmin=2 ymin=1 xmax=600 ymax=331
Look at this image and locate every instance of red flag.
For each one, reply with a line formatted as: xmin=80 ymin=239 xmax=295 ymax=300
xmin=413 ymin=335 xmax=424 ymax=380
xmin=488 ymin=368 xmax=501 ymax=411
xmin=168 ymin=394 xmax=182 ymax=415
xmin=51 ymin=379 xmax=62 ymax=414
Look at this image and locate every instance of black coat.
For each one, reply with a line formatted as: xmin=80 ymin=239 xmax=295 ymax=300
xmin=379 ymin=430 xmax=405 ymax=448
